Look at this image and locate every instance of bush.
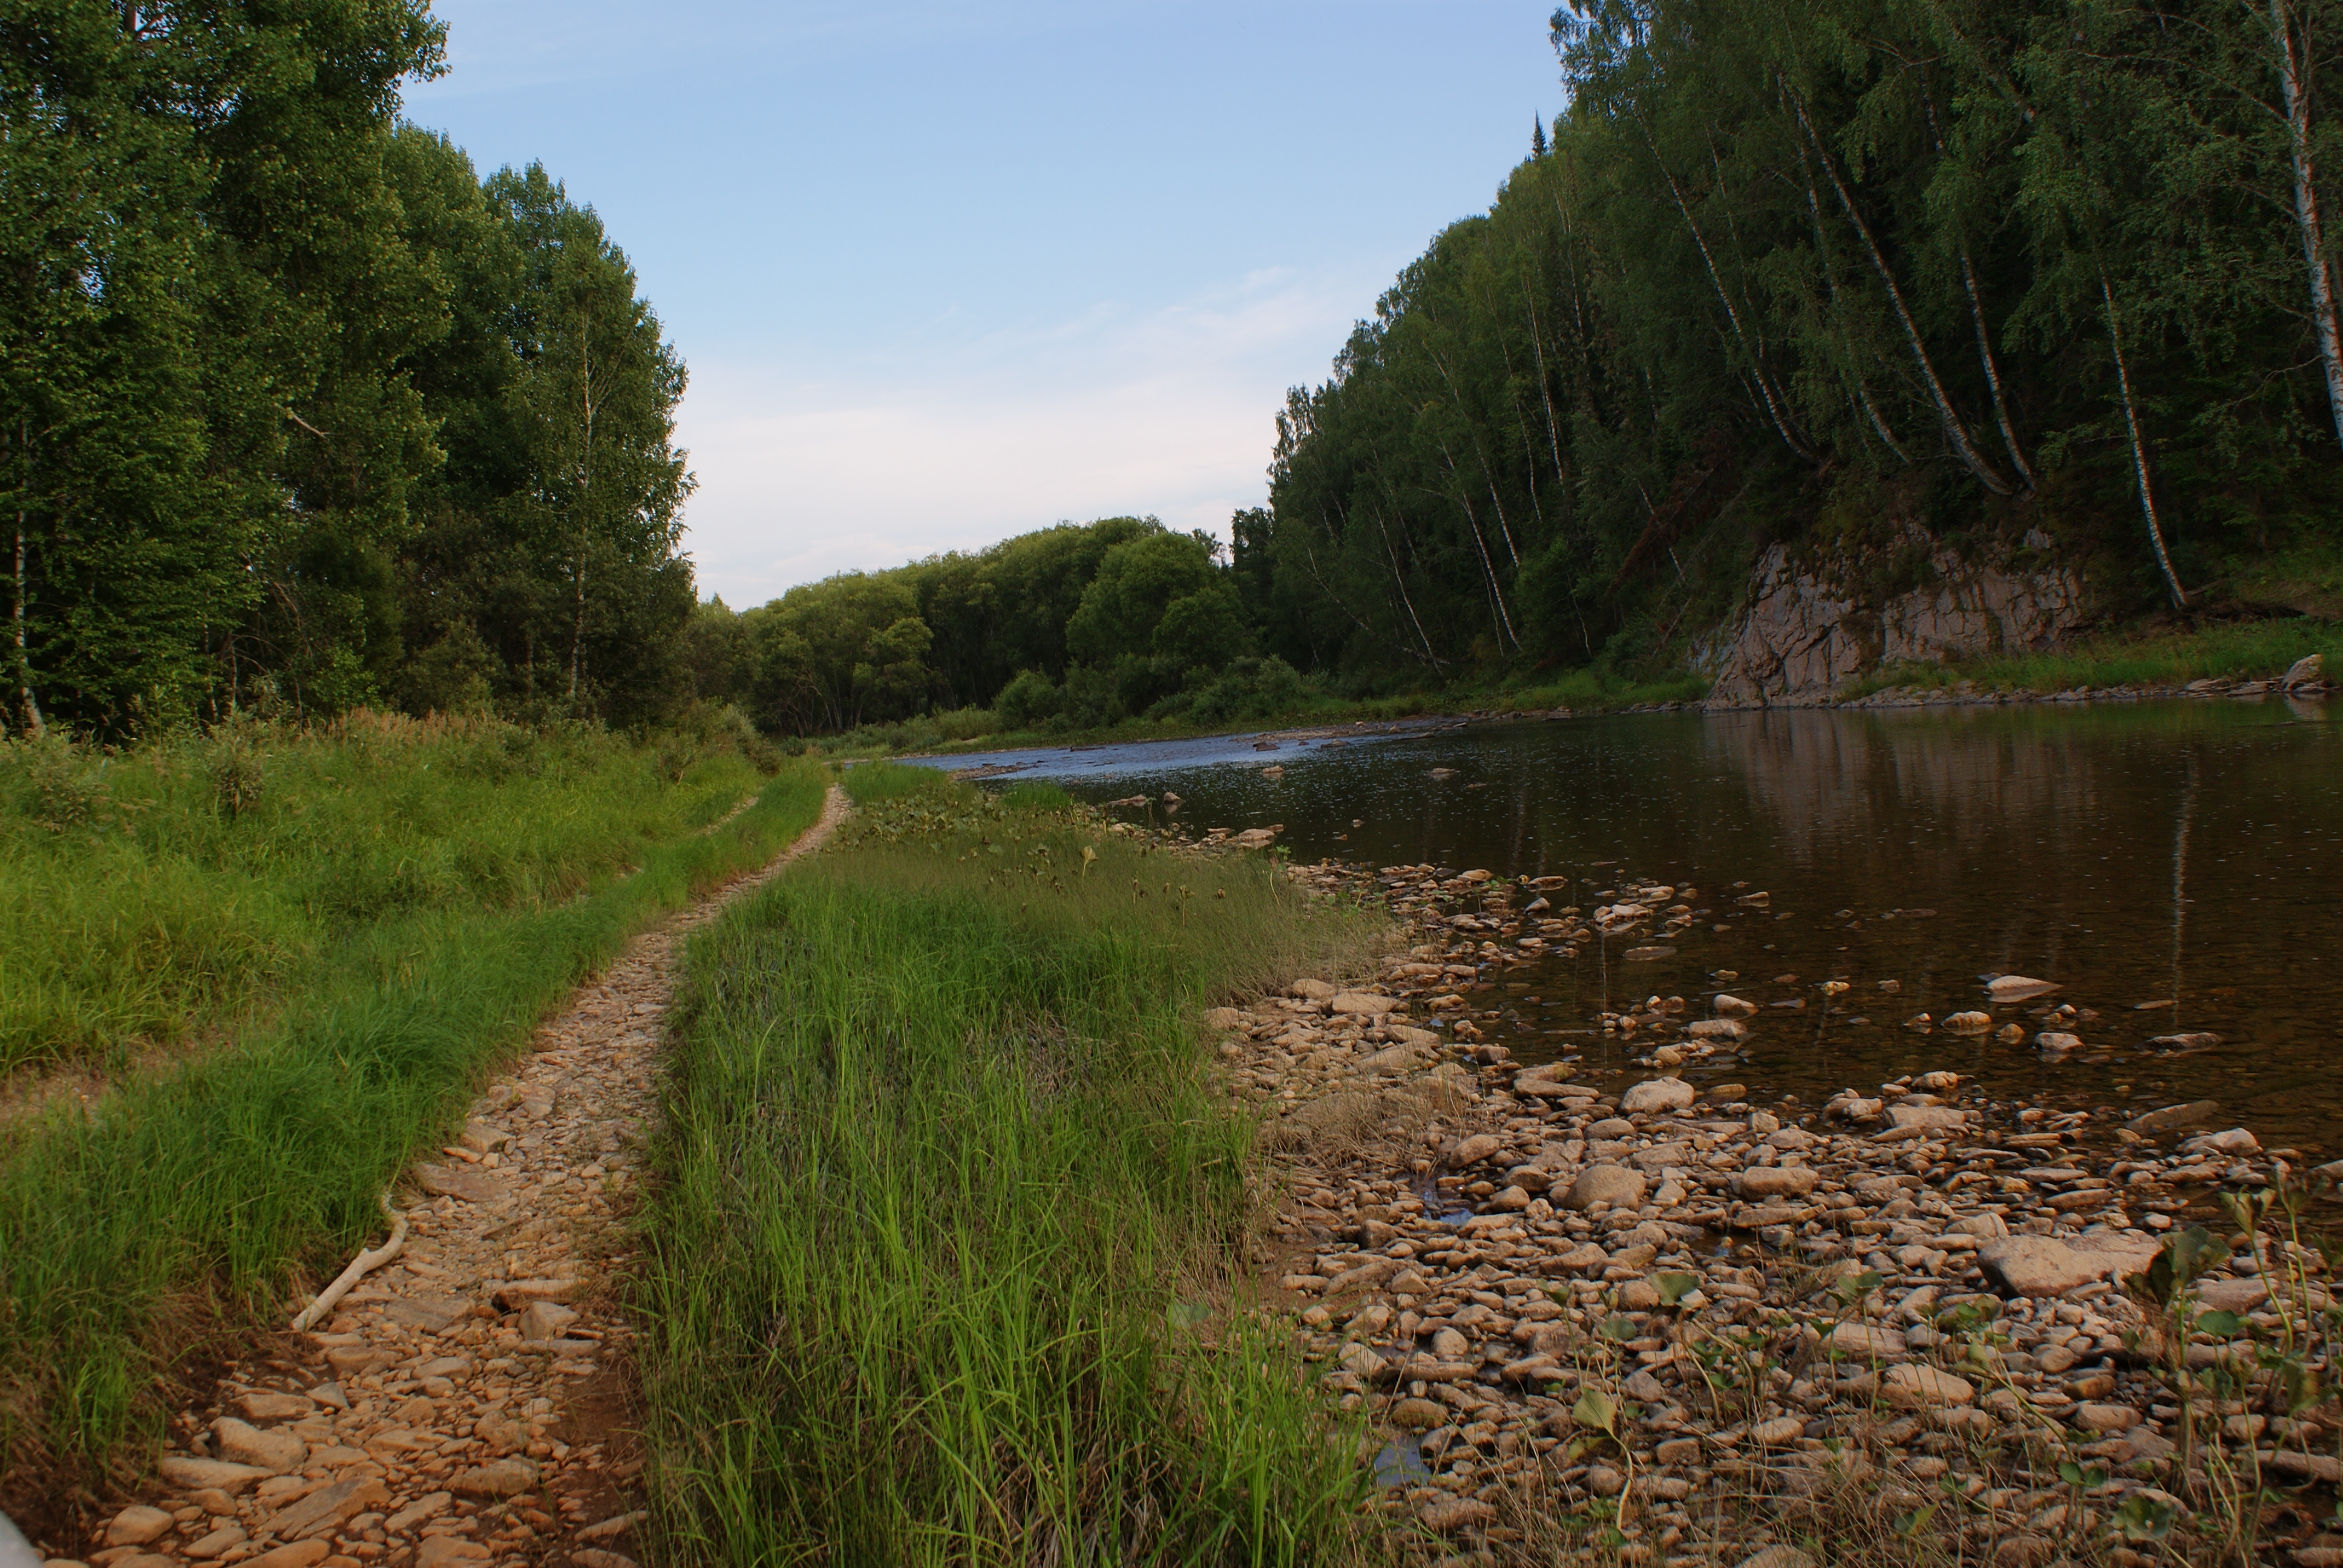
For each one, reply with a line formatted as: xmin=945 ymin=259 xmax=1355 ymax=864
xmin=1153 ymin=656 xmax=1308 ymax=725
xmin=993 ymin=670 xmax=1065 ymax=731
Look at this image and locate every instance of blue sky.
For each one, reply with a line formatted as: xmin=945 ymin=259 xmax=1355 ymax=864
xmin=405 ymin=1 xmax=1566 ymax=606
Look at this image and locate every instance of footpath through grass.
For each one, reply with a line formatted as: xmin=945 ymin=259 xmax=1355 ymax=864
xmin=0 ymin=728 xmax=830 ymax=1498
xmin=638 ymin=763 xmax=1390 ymax=1564
xmin=1 ymin=711 xmax=769 ymax=1076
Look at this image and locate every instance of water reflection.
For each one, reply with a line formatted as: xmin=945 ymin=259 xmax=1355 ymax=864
xmin=936 ymin=699 xmax=2339 ymax=1156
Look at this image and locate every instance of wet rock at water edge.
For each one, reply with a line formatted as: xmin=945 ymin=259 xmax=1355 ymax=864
xmin=1619 ymin=1077 xmax=1694 ymax=1113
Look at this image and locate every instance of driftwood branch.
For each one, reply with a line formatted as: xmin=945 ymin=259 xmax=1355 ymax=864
xmin=290 ymin=1192 xmax=406 ymax=1333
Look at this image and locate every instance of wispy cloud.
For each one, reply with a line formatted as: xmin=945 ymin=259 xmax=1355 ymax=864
xmin=675 ymin=267 xmax=1366 ymax=605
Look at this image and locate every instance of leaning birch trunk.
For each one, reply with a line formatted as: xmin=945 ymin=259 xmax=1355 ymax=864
xmin=290 ymin=1192 xmax=407 ymax=1333
xmin=2100 ymin=269 xmax=2192 ymax=610
xmin=2269 ymin=0 xmax=2343 ymax=451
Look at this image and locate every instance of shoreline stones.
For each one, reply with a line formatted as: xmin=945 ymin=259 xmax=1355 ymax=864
xmin=1216 ymin=852 xmax=2337 ymax=1563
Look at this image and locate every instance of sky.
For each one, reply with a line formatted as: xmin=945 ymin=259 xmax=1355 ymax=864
xmin=404 ymin=1 xmax=1567 ymax=607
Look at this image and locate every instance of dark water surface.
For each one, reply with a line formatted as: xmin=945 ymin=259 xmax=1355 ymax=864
xmin=929 ymin=699 xmax=2342 ymax=1159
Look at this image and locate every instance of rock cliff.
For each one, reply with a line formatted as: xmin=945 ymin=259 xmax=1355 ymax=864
xmin=1699 ymin=530 xmax=2088 ymax=705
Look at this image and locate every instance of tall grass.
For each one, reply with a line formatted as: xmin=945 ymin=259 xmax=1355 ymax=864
xmin=1844 ymin=616 xmax=2341 ymax=698
xmin=637 ymin=763 xmax=1390 ymax=1564
xmin=1 ymin=711 xmax=765 ymax=1074
xmin=0 ymin=751 xmax=830 ymax=1490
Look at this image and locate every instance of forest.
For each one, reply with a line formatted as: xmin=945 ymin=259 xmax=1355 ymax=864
xmin=5 ymin=0 xmax=690 ymax=737
xmin=11 ymin=0 xmax=2343 ymax=743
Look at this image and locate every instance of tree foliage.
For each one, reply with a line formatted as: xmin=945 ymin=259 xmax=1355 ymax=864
xmin=1 ymin=2 xmax=695 ymax=736
xmin=1243 ymin=0 xmax=2343 ymax=683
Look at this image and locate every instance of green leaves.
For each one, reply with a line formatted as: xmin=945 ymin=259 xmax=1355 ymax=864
xmin=1573 ymin=1387 xmax=1619 ymax=1436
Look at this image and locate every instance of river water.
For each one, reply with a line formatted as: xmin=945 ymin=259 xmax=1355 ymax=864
xmin=923 ymin=698 xmax=2341 ymax=1163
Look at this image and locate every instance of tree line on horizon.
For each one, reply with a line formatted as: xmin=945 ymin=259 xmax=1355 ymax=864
xmin=13 ymin=0 xmax=2343 ymax=743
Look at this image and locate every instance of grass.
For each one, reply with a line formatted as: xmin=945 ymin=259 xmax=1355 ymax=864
xmin=1 ymin=711 xmax=770 ymax=1076
xmin=636 ymin=762 xmax=1394 ymax=1564
xmin=1841 ymin=616 xmax=2341 ymax=701
xmin=0 ymin=736 xmax=831 ymax=1499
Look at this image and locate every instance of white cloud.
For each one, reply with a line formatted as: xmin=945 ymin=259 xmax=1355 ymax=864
xmin=675 ymin=267 xmax=1368 ymax=606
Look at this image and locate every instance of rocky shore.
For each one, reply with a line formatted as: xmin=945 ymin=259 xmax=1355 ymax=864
xmin=1223 ymin=855 xmax=2342 ymax=1566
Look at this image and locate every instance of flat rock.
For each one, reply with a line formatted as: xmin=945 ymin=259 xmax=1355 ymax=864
xmin=247 ymin=1549 xmax=330 ymax=1568
xmin=1355 ymin=1046 xmax=1416 ymax=1074
xmin=156 ymin=1457 xmax=272 ymax=1494
xmin=1562 ymin=1165 xmax=1646 ymax=1211
xmin=1751 ymin=1416 xmax=1806 ymax=1446
xmin=234 ymin=1392 xmax=315 ymax=1422
xmin=1828 ymin=1323 xmax=1907 ymax=1359
xmin=2129 ymin=1100 xmax=2220 ymax=1134
xmin=1390 ymin=1397 xmax=1448 ymax=1429
xmin=1736 ymin=1165 xmax=1818 ymax=1199
xmin=1683 ymin=1018 xmax=1748 ymax=1041
xmin=1978 ymin=1235 xmax=2158 ymax=1298
xmin=519 ymin=1299 xmax=581 ymax=1340
xmin=212 ymin=1416 xmax=305 ymax=1474
xmin=1883 ymin=1365 xmax=1976 ymax=1408
xmin=2073 ymin=1403 xmax=2142 ymax=1432
xmin=1887 ymin=1103 xmax=1967 ymax=1132
xmin=1987 ymin=975 xmax=2058 ymax=1001
xmin=384 ymin=1294 xmax=473 ymax=1333
xmin=1449 ymin=1132 xmax=1504 ymax=1168
xmin=1329 ymin=991 xmax=1398 ymax=1016
xmin=571 ymin=1552 xmax=638 ymax=1568
xmin=104 ymin=1509 xmax=173 ymax=1547
xmin=1711 ymin=995 xmax=1759 ymax=1018
xmin=2146 ymin=1033 xmax=2222 ymax=1050
xmin=410 ymin=1163 xmax=507 ymax=1204
xmin=414 ymin=1541 xmax=493 ymax=1568
xmin=264 ymin=1477 xmax=388 ymax=1542
xmin=1619 ymin=1077 xmax=1694 ymax=1114
xmin=452 ymin=1457 xmax=540 ymax=1497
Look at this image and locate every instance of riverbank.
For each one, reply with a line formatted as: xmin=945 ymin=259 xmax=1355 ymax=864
xmin=1225 ymin=854 xmax=2342 ymax=1566
xmin=847 ymin=618 xmax=2339 ymax=766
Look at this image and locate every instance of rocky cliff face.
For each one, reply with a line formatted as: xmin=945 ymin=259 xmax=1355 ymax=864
xmin=1697 ymin=531 xmax=2088 ymax=705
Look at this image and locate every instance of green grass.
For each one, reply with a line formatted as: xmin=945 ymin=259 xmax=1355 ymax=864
xmin=0 ymin=743 xmax=830 ymax=1489
xmin=1 ymin=711 xmax=770 ymax=1075
xmin=637 ymin=762 xmax=1392 ymax=1564
xmin=1841 ymin=616 xmax=2341 ymax=699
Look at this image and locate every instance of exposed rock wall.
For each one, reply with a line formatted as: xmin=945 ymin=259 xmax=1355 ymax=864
xmin=1699 ymin=531 xmax=2088 ymax=705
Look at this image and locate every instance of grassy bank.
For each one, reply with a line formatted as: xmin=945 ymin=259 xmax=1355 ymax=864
xmin=637 ymin=763 xmax=1391 ymax=1563
xmin=1844 ymin=616 xmax=2342 ymax=699
xmin=0 ymin=745 xmax=830 ymax=1496
xmin=1 ymin=712 xmax=772 ymax=1076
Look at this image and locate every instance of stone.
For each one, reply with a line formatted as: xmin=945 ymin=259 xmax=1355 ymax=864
xmin=1987 ymin=975 xmax=2057 ymax=1001
xmin=518 ymin=1299 xmax=580 ymax=1340
xmin=247 ymin=1543 xmax=332 ymax=1568
xmin=183 ymin=1528 xmax=246 ymax=1561
xmin=1887 ymin=1103 xmax=1966 ymax=1133
xmin=1684 ymin=1019 xmax=1748 ymax=1041
xmin=451 ymin=1457 xmax=540 ymax=1497
xmin=1883 ymin=1365 xmax=1976 ymax=1409
xmin=1828 ymin=1323 xmax=1907 ymax=1359
xmin=1738 ymin=1549 xmax=1815 ymax=1568
xmin=1977 ymin=1235 xmax=2157 ymax=1298
xmin=1355 ymin=1047 xmax=1415 ymax=1074
xmin=1202 ymin=1007 xmax=1247 ymax=1031
xmin=1585 ymin=1464 xmax=1626 ymax=1497
xmin=1751 ymin=1416 xmax=1806 ymax=1445
xmin=2146 ymin=1033 xmax=2222 ymax=1050
xmin=2073 ymin=1403 xmax=2141 ymax=1432
xmin=1329 ymin=991 xmax=1398 ymax=1016
xmin=1421 ymin=1497 xmax=1496 ymax=1532
xmin=1390 ymin=1397 xmax=1447 ymax=1429
xmin=212 ymin=1416 xmax=306 ymax=1474
xmin=235 ymin=1392 xmax=316 ymax=1422
xmin=382 ymin=1495 xmax=453 ymax=1534
xmin=1943 ymin=1011 xmax=1992 ymax=1032
xmin=1736 ymin=1166 xmax=1818 ymax=1200
xmin=2281 ymin=652 xmax=2324 ymax=688
xmin=409 ymin=1163 xmax=505 ymax=1204
xmin=385 ymin=1295 xmax=471 ymax=1333
xmin=1562 ymin=1165 xmax=1647 ymax=1212
xmin=156 ymin=1457 xmax=272 ymax=1494
xmin=2036 ymin=1031 xmax=2083 ymax=1054
xmin=1623 ymin=1369 xmax=1668 ymax=1402
xmin=104 ymin=1509 xmax=173 ymax=1547
xmin=264 ymin=1477 xmax=388 ymax=1543
xmin=1449 ymin=1133 xmax=1504 ymax=1168
xmin=1289 ymin=979 xmax=1337 ymax=1000
xmin=1711 ymin=995 xmax=1759 ymax=1018
xmin=1619 ymin=1077 xmax=1694 ymax=1114
xmin=2128 ymin=1100 xmax=2220 ymax=1133
xmin=575 ymin=1514 xmax=646 ymax=1545
xmin=413 ymin=1541 xmax=493 ymax=1568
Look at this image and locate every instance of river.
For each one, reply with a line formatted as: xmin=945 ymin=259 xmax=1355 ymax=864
xmin=919 ymin=696 xmax=2342 ymax=1166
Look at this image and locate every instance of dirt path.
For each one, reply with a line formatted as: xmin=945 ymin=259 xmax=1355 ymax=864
xmin=39 ymin=785 xmax=850 ymax=1568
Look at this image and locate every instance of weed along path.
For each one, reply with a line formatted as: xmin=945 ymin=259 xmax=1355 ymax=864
xmin=44 ymin=785 xmax=851 ymax=1568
